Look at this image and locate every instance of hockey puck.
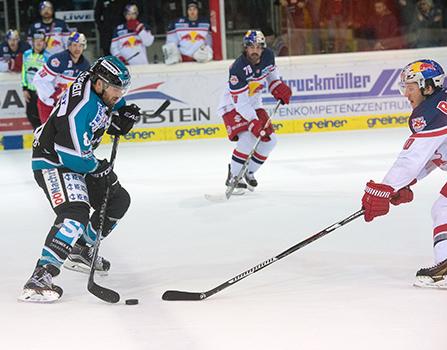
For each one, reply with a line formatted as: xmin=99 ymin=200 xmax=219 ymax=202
xmin=125 ymin=299 xmax=139 ymax=305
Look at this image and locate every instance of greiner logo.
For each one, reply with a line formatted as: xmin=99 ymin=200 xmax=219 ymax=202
xmin=367 ymin=116 xmax=408 ymax=128
xmin=123 ymin=130 xmax=155 ymax=140
xmin=175 ymin=127 xmax=220 ymax=139
xmin=303 ymin=119 xmax=347 ymax=131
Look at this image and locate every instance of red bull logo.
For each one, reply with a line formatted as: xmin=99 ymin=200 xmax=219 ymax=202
xmin=419 ymin=62 xmax=435 ymax=71
xmin=248 ymin=81 xmax=264 ymax=96
xmin=122 ymin=37 xmax=142 ymax=48
xmin=48 ymin=38 xmax=62 ymax=48
xmin=180 ymin=31 xmax=206 ymax=43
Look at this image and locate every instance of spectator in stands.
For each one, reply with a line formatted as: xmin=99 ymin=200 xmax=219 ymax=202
xmin=95 ymin=0 xmax=126 ymax=56
xmin=262 ymin=25 xmax=289 ymax=56
xmin=163 ymin=0 xmax=213 ymax=64
xmin=27 ymin=1 xmax=70 ymax=55
xmin=396 ymin=0 xmax=417 ymax=32
xmin=319 ymin=0 xmax=351 ymax=53
xmin=279 ymin=0 xmax=321 ymax=55
xmin=369 ymin=0 xmax=402 ymax=50
xmin=21 ymin=32 xmax=50 ymax=130
xmin=33 ymin=32 xmax=90 ymax=123
xmin=0 ymin=29 xmax=31 ymax=73
xmin=408 ymin=0 xmax=443 ymax=48
xmin=110 ymin=3 xmax=154 ymax=65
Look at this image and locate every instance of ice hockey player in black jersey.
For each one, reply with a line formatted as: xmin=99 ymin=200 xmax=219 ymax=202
xmin=18 ymin=56 xmax=141 ymax=302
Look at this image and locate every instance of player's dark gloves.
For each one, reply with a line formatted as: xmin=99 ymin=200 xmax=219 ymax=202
xmin=107 ymin=104 xmax=140 ymax=136
xmin=87 ymin=159 xmax=118 ymax=193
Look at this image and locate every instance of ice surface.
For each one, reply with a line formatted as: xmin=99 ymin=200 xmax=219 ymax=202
xmin=1 ymin=129 xmax=447 ymax=350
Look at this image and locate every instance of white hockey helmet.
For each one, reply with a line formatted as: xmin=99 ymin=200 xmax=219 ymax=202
xmin=399 ymin=59 xmax=445 ymax=95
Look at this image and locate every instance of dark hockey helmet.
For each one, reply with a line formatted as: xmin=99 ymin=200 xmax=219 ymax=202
xmin=243 ymin=30 xmax=266 ymax=48
xmin=89 ymin=56 xmax=131 ymax=94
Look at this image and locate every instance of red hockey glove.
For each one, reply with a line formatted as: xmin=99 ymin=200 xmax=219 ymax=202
xmin=255 ymin=109 xmax=274 ymax=140
xmin=269 ymin=80 xmax=292 ymax=105
xmin=390 ymin=179 xmax=416 ymax=206
xmin=127 ymin=19 xmax=143 ymax=33
xmin=362 ymin=181 xmax=394 ymax=222
xmin=248 ymin=119 xmax=268 ymax=138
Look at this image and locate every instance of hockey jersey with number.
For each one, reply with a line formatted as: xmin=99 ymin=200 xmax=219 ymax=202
xmin=217 ymin=47 xmax=279 ymax=121
xmin=383 ymin=88 xmax=447 ymax=190
xmin=110 ymin=22 xmax=154 ymax=65
xmin=32 ymin=70 xmax=125 ymax=173
xmin=33 ymin=50 xmax=90 ymax=107
xmin=166 ymin=17 xmax=212 ymax=58
xmin=27 ymin=19 xmax=70 ymax=55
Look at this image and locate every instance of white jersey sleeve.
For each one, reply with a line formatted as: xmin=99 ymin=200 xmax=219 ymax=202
xmin=33 ymin=65 xmax=57 ymax=105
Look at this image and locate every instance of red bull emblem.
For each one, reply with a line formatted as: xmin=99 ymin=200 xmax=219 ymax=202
xmin=180 ymin=31 xmax=205 ymax=43
xmin=419 ymin=62 xmax=435 ymax=71
xmin=411 ymin=116 xmax=426 ymax=132
xmin=248 ymin=81 xmax=264 ymax=96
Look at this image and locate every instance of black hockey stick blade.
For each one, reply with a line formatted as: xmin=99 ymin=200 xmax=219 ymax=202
xmin=162 ymin=290 xmax=205 ymax=301
xmin=88 ymin=280 xmax=120 ymax=303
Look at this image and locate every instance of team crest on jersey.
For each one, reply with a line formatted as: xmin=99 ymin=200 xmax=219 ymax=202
xmin=412 ymin=116 xmax=427 ymax=132
xmin=230 ymin=75 xmax=239 ymax=85
xmin=89 ymin=102 xmax=109 ymax=133
xmin=51 ymin=58 xmax=60 ymax=67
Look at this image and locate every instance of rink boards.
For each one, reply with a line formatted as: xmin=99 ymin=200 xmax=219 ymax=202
xmin=1 ymin=47 xmax=446 ymax=150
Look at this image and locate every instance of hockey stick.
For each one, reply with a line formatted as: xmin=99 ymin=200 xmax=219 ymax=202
xmin=162 ymin=208 xmax=364 ymax=301
xmin=205 ymin=100 xmax=282 ymax=202
xmin=151 ymin=99 xmax=171 ymax=118
xmin=87 ymin=135 xmax=121 ymax=303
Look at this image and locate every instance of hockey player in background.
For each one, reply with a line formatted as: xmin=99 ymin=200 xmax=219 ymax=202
xmin=27 ymin=1 xmax=70 ymax=55
xmin=19 ymin=56 xmax=141 ymax=302
xmin=33 ymin=31 xmax=90 ymax=124
xmin=163 ymin=0 xmax=213 ymax=64
xmin=21 ymin=32 xmax=50 ymax=130
xmin=0 ymin=29 xmax=31 ymax=73
xmin=217 ymin=30 xmax=291 ymax=192
xmin=110 ymin=3 xmax=154 ymax=65
xmin=361 ymin=59 xmax=447 ymax=289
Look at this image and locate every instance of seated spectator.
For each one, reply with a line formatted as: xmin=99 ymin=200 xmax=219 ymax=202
xmin=262 ymin=26 xmax=289 ymax=56
xmin=110 ymin=3 xmax=154 ymax=65
xmin=28 ymin=1 xmax=70 ymax=55
xmin=0 ymin=29 xmax=31 ymax=73
xmin=368 ymin=0 xmax=403 ymax=50
xmin=163 ymin=0 xmax=213 ymax=64
xmin=408 ymin=0 xmax=443 ymax=48
xmin=319 ymin=0 xmax=350 ymax=53
xmin=22 ymin=32 xmax=50 ymax=130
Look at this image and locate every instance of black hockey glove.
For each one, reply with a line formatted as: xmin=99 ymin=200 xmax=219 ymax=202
xmin=87 ymin=159 xmax=118 ymax=191
xmin=107 ymin=104 xmax=141 ymax=136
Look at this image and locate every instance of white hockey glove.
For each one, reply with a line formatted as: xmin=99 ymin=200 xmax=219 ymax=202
xmin=162 ymin=42 xmax=182 ymax=65
xmin=192 ymin=44 xmax=213 ymax=63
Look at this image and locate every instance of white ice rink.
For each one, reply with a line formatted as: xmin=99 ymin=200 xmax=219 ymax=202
xmin=2 ymin=128 xmax=447 ymax=350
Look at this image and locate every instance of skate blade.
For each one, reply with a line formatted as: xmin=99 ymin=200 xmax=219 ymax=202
xmin=64 ymin=262 xmax=108 ymax=276
xmin=18 ymin=289 xmax=61 ymax=303
xmin=204 ymin=189 xmax=246 ymax=202
xmin=413 ymin=277 xmax=447 ymax=289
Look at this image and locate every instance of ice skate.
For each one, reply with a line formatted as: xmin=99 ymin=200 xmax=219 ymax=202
xmin=18 ymin=265 xmax=63 ymax=303
xmin=225 ymin=164 xmax=247 ymax=195
xmin=414 ymin=258 xmax=447 ymax=289
xmin=64 ymin=243 xmax=110 ymax=276
xmin=244 ymin=171 xmax=258 ymax=191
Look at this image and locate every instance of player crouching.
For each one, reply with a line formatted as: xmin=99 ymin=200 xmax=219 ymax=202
xmin=217 ymin=30 xmax=291 ymax=194
xmin=19 ymin=56 xmax=140 ymax=302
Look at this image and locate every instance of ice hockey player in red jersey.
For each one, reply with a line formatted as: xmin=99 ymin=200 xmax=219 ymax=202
xmin=217 ymin=30 xmax=291 ymax=193
xmin=361 ymin=59 xmax=447 ymax=289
